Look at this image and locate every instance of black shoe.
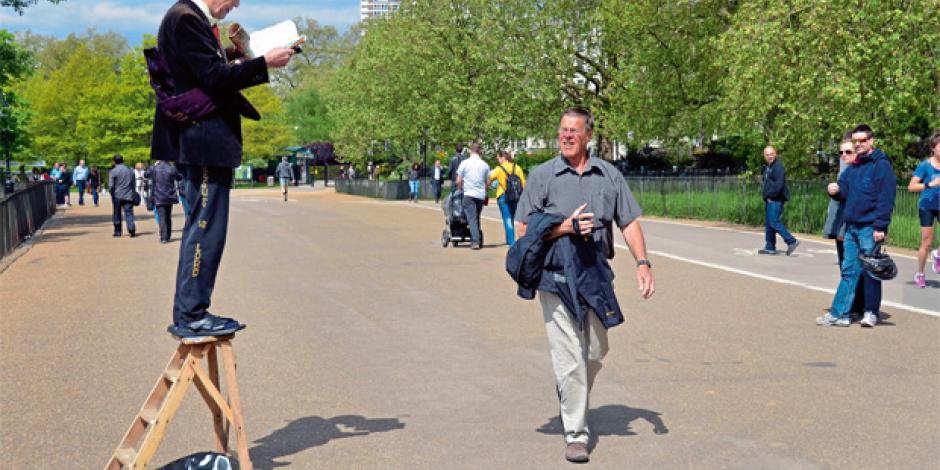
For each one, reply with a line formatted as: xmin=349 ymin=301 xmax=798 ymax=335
xmin=757 ymin=248 xmax=777 ymax=255
xmin=128 ymin=231 xmax=136 ymax=238
xmin=786 ymin=240 xmax=800 ymax=256
xmin=113 ymin=233 xmax=121 ymax=238
xmin=168 ymin=314 xmax=245 ymax=338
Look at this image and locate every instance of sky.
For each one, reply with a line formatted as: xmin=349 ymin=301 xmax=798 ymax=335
xmin=1 ymin=0 xmax=361 ymax=45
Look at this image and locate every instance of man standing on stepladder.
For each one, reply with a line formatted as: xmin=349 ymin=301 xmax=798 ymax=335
xmin=151 ymin=0 xmax=295 ymax=337
xmin=515 ymin=107 xmax=655 ymax=463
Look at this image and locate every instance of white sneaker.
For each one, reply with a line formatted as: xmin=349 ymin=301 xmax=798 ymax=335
xmin=860 ymin=311 xmax=879 ymax=328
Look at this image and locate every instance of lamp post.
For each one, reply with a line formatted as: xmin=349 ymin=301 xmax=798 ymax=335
xmin=0 ymin=92 xmax=14 ymax=194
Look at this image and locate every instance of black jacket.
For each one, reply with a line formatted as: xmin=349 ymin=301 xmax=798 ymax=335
xmin=150 ymin=0 xmax=269 ymax=168
xmin=762 ymin=158 xmax=789 ymax=202
xmin=145 ymin=162 xmax=182 ymax=205
xmin=507 ymin=212 xmax=625 ymax=330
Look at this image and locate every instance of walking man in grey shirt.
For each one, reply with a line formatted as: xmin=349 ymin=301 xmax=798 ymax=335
xmin=276 ymin=156 xmax=295 ymax=201
xmin=516 ymin=107 xmax=656 ymax=463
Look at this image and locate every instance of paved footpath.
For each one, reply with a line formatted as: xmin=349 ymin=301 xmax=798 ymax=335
xmin=1 ymin=188 xmax=938 ymax=469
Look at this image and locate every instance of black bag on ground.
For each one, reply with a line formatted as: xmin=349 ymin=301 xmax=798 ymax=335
xmin=156 ymin=452 xmax=232 ymax=470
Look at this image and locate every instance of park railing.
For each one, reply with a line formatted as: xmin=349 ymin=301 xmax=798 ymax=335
xmin=1 ymin=181 xmax=56 ymax=259
xmin=626 ymin=177 xmax=930 ymax=250
xmin=336 ymin=178 xmax=440 ymax=200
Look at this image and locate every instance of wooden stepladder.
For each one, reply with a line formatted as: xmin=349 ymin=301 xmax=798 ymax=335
xmin=106 ymin=334 xmax=252 ymax=470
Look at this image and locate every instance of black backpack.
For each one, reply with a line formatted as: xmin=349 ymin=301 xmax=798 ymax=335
xmin=500 ymin=163 xmax=524 ymax=203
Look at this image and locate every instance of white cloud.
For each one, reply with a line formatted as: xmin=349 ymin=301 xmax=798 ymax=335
xmin=2 ymin=0 xmax=359 ymax=44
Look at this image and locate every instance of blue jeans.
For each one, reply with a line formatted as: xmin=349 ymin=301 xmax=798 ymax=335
xmin=497 ymin=194 xmax=518 ymax=245
xmin=409 ymin=180 xmax=419 ymax=199
xmin=764 ymin=200 xmax=796 ymax=250
xmin=830 ymin=225 xmax=879 ymax=318
xmin=76 ymin=180 xmax=86 ymax=205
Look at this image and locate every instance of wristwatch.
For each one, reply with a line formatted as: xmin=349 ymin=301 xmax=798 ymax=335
xmin=636 ymin=259 xmax=652 ymax=269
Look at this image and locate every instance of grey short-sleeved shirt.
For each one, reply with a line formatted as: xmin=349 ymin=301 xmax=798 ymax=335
xmin=516 ymin=155 xmax=642 ymax=257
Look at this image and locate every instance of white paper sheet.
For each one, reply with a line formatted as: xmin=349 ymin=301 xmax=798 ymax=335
xmin=249 ymin=20 xmax=304 ymax=58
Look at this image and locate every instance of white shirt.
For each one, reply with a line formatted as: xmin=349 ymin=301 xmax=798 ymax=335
xmin=456 ymin=154 xmax=491 ymax=199
xmin=191 ymin=0 xmax=218 ymax=26
xmin=434 ymin=167 xmax=441 ymax=180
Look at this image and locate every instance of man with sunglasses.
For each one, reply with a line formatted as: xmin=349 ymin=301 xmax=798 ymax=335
xmin=820 ymin=124 xmax=896 ymax=327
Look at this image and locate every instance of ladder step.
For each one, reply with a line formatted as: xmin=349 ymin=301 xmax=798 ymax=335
xmin=164 ymin=367 xmax=181 ymax=383
xmin=115 ymin=447 xmax=137 ymax=465
xmin=140 ymin=407 xmax=160 ymax=425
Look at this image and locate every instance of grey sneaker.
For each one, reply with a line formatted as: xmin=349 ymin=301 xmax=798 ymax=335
xmin=786 ymin=240 xmax=800 ymax=256
xmin=758 ymin=248 xmax=777 ymax=255
xmin=860 ymin=311 xmax=878 ymax=328
xmin=816 ymin=313 xmax=850 ymax=327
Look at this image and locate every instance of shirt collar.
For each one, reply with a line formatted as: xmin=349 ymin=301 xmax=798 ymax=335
xmin=191 ymin=0 xmax=218 ymax=26
xmin=552 ymin=154 xmax=603 ymax=176
xmin=469 ymin=153 xmax=481 ymax=159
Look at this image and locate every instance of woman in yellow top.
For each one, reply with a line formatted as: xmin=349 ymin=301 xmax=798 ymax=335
xmin=488 ymin=150 xmax=526 ymax=246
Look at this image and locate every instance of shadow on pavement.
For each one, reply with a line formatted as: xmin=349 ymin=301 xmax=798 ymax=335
xmin=248 ymin=415 xmax=406 ymax=469
xmin=537 ymin=404 xmax=669 ymax=448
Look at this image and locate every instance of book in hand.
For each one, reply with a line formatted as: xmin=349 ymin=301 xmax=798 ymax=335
xmin=245 ymin=20 xmax=306 ymax=58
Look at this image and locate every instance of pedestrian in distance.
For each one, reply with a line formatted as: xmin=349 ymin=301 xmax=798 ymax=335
xmin=822 ymin=138 xmax=865 ymax=317
xmin=487 ymin=150 xmax=526 ymax=246
xmin=61 ymin=162 xmax=73 ymax=207
xmin=109 ymin=154 xmax=137 ymax=238
xmin=448 ymin=143 xmax=465 ymax=186
xmin=73 ymin=159 xmax=90 ymax=206
xmin=431 ymin=159 xmax=445 ymax=204
xmin=276 ymin=156 xmax=295 ymax=201
xmin=151 ymin=0 xmax=295 ymax=338
xmin=819 ymin=124 xmax=896 ymax=327
xmin=758 ymin=146 xmax=799 ymax=255
xmin=52 ymin=162 xmax=66 ymax=207
xmin=145 ymin=160 xmax=183 ymax=243
xmin=455 ymin=142 xmax=491 ymax=249
xmin=88 ymin=165 xmax=101 ymax=207
xmin=907 ymin=131 xmax=940 ymax=288
xmin=513 ymin=107 xmax=654 ymax=463
xmin=408 ymin=162 xmax=420 ymax=203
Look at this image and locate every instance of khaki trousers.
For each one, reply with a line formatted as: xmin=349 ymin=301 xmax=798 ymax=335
xmin=539 ymin=291 xmax=610 ymax=444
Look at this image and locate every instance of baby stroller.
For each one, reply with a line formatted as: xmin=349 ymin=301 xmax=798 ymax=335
xmin=441 ymin=189 xmax=482 ymax=247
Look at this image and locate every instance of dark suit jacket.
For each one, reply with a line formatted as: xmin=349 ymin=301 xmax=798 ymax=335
xmin=151 ymin=0 xmax=269 ymax=168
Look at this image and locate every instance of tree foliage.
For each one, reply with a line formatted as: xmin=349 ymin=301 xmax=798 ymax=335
xmin=327 ymin=0 xmax=940 ymax=175
xmin=1 ymin=0 xmax=63 ymax=15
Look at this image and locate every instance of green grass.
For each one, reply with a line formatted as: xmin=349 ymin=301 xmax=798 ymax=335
xmin=628 ymin=178 xmax=934 ymax=250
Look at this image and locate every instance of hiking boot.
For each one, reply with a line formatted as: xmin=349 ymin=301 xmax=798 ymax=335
xmin=914 ymin=273 xmax=927 ymax=289
xmin=786 ymin=240 xmax=800 ymax=256
xmin=932 ymin=249 xmax=940 ymax=275
xmin=816 ymin=313 xmax=850 ymax=327
xmin=860 ymin=311 xmax=879 ymax=328
xmin=565 ymin=442 xmax=589 ymax=463
xmin=758 ymin=248 xmax=777 ymax=255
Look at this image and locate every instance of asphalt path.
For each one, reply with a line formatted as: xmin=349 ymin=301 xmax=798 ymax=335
xmin=1 ymin=188 xmax=938 ymax=469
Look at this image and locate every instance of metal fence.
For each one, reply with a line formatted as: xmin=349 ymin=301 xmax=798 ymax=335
xmin=1 ymin=181 xmax=56 ymax=259
xmin=625 ymin=177 xmax=932 ymax=250
xmin=336 ymin=178 xmax=441 ymax=200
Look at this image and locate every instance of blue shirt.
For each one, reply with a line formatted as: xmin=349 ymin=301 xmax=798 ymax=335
xmin=913 ymin=159 xmax=940 ymax=210
xmin=72 ymin=165 xmax=90 ymax=182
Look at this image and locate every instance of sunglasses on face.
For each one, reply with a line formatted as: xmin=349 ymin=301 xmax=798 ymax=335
xmin=839 ymin=150 xmax=855 ymax=155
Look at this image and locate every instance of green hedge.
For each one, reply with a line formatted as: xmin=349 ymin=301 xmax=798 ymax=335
xmin=627 ymin=177 xmax=932 ymax=250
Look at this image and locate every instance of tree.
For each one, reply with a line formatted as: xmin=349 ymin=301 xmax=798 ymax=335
xmin=284 ymin=84 xmax=333 ymax=142
xmin=2 ymin=0 xmax=63 ymax=15
xmin=715 ymin=0 xmax=940 ymax=175
xmin=1 ymin=29 xmax=34 ymax=161
xmin=241 ymin=85 xmax=293 ymax=167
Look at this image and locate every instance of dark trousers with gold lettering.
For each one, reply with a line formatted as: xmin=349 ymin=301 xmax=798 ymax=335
xmin=172 ymin=165 xmax=233 ymax=325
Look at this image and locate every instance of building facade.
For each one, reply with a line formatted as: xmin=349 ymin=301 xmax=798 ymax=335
xmin=361 ymin=0 xmax=400 ymax=21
